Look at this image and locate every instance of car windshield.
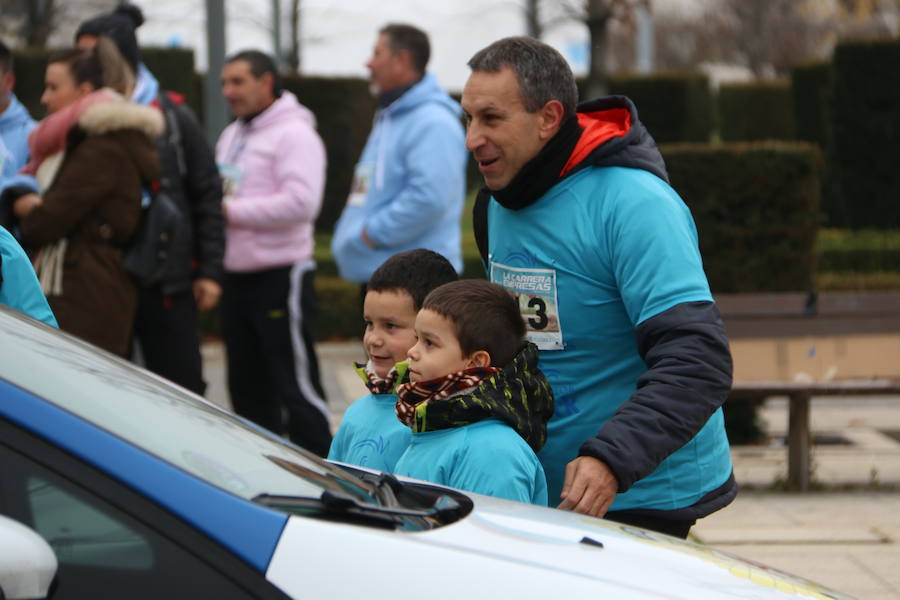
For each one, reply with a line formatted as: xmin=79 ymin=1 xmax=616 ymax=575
xmin=0 ymin=308 xmax=371 ymax=504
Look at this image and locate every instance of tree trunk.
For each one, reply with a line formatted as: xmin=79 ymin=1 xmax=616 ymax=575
xmin=584 ymin=0 xmax=612 ymax=98
xmin=525 ymin=0 xmax=542 ymax=38
xmin=24 ymin=0 xmax=56 ymax=48
xmin=287 ymin=0 xmax=302 ymax=73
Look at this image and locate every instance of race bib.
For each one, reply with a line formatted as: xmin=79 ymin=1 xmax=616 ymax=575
xmin=218 ymin=163 xmax=244 ymax=199
xmin=347 ymin=163 xmax=374 ymax=207
xmin=490 ymin=262 xmax=564 ymax=350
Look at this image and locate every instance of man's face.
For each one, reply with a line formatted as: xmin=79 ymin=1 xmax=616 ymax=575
xmin=462 ymin=67 xmax=554 ymax=190
xmin=362 ymin=289 xmax=418 ymax=379
xmin=221 ymin=60 xmax=274 ymax=118
xmin=406 ymin=309 xmax=475 ymax=383
xmin=366 ymin=33 xmax=407 ymax=94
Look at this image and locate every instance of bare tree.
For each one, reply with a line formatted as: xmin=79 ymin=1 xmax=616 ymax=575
xmin=0 ymin=0 xmax=117 ymax=48
xmin=524 ymin=0 xmax=542 ymax=39
xmin=286 ymin=0 xmax=302 ymax=73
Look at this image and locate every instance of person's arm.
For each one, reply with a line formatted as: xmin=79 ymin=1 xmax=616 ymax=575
xmin=19 ymin=141 xmax=119 ymax=246
xmin=362 ymin=113 xmax=465 ymax=248
xmin=0 ymin=229 xmax=57 ymax=327
xmin=559 ymin=178 xmax=732 ymax=517
xmin=173 ymin=103 xmax=225 ymax=285
xmin=224 ymin=123 xmax=325 ymax=230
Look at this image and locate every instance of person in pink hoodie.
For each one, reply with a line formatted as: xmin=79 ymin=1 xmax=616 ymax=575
xmin=216 ymin=50 xmax=331 ymax=456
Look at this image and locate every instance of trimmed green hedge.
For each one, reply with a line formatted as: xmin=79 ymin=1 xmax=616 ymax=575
xmin=663 ymin=142 xmax=821 ymax=293
xmin=282 ymin=75 xmax=376 ymax=233
xmin=10 ymin=48 xmax=48 ymax=119
xmin=831 ymin=38 xmax=900 ymax=230
xmin=718 ymin=81 xmax=795 ymax=142
xmin=819 ymin=228 xmax=900 ymax=272
xmin=141 ymin=47 xmax=199 ymax=112
xmin=603 ymin=72 xmax=714 ymax=143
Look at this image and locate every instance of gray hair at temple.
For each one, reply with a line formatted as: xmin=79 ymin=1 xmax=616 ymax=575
xmin=467 ymin=36 xmax=578 ymax=119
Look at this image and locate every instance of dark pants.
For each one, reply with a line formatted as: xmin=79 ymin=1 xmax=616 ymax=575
xmin=604 ymin=510 xmax=696 ymax=539
xmin=133 ymin=285 xmax=206 ymax=396
xmin=222 ymin=262 xmax=332 ymax=457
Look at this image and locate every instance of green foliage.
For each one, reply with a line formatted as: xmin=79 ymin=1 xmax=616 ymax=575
xmin=10 ymin=48 xmax=48 ymax=119
xmin=830 ymin=38 xmax=900 ymax=229
xmin=140 ymin=47 xmax=200 ymax=113
xmin=315 ymin=275 xmax=363 ymax=340
xmin=282 ymin=75 xmax=376 ymax=233
xmin=663 ymin=141 xmax=821 ymax=293
xmin=791 ymin=62 xmax=832 ymax=149
xmin=819 ymin=228 xmax=900 ymax=272
xmin=718 ymin=81 xmax=795 ymax=142
xmin=603 ymin=72 xmax=714 ymax=143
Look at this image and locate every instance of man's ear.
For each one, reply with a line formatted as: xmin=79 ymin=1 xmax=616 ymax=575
xmin=467 ymin=350 xmax=491 ymax=369
xmin=538 ymin=100 xmax=565 ymax=141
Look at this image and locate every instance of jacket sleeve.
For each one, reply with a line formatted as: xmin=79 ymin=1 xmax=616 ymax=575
xmin=19 ymin=141 xmax=120 ymax=246
xmin=174 ymin=104 xmax=225 ymax=282
xmin=578 ymin=301 xmax=733 ymax=492
xmin=225 ymin=123 xmax=325 ymax=230
xmin=363 ymin=113 xmax=465 ymax=248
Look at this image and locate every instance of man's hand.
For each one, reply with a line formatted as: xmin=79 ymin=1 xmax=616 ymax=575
xmin=557 ymin=456 xmax=618 ymax=518
xmin=193 ymin=278 xmax=222 ymax=311
xmin=13 ymin=193 xmax=42 ymax=218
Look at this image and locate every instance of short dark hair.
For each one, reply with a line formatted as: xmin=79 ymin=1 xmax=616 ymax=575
xmin=0 ymin=41 xmax=12 ymax=74
xmin=368 ymin=249 xmax=458 ymax=311
xmin=379 ymin=24 xmax=430 ymax=76
xmin=225 ymin=50 xmax=283 ymax=97
xmin=422 ymin=280 xmax=525 ymax=368
xmin=467 ymin=36 xmax=578 ymax=119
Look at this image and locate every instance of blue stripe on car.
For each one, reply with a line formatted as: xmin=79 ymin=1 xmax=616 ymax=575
xmin=0 ymin=379 xmax=288 ymax=574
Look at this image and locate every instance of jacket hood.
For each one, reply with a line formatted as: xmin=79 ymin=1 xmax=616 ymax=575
xmin=563 ymin=95 xmax=668 ymax=183
xmin=382 ymin=72 xmax=460 ymax=120
xmin=250 ymin=91 xmax=317 ymax=131
xmin=0 ymin=94 xmax=34 ymax=130
xmin=78 ymin=95 xmax=164 ymax=139
xmin=411 ymin=342 xmax=554 ymax=452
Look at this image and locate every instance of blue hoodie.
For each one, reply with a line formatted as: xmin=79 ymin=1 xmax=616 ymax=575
xmin=331 ymin=73 xmax=466 ymax=283
xmin=0 ymin=94 xmax=36 ymax=188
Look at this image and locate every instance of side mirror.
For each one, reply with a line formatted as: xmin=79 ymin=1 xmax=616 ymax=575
xmin=0 ymin=515 xmax=57 ymax=600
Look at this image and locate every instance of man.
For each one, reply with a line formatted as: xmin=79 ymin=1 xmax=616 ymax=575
xmin=216 ymin=50 xmax=332 ymax=456
xmin=75 ymin=4 xmax=225 ymax=396
xmin=0 ymin=226 xmax=56 ymax=327
xmin=331 ymin=24 xmax=466 ymax=288
xmin=463 ymin=37 xmax=735 ymax=538
xmin=0 ymin=41 xmax=36 ymax=193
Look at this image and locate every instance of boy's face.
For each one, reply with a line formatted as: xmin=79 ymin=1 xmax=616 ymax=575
xmin=407 ymin=309 xmax=476 ymax=383
xmin=363 ymin=289 xmax=418 ymax=379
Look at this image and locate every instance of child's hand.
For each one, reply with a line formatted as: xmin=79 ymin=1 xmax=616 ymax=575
xmin=557 ymin=456 xmax=618 ymax=518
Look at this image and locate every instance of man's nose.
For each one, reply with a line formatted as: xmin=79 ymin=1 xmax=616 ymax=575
xmin=465 ymin=123 xmax=484 ymax=153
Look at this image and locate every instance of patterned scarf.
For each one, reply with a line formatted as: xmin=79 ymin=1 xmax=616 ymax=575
xmin=355 ymin=360 xmax=409 ymax=395
xmin=395 ymin=366 xmax=500 ymax=428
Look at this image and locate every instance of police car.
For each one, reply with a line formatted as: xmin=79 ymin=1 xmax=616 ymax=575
xmin=0 ymin=306 xmax=854 ymax=599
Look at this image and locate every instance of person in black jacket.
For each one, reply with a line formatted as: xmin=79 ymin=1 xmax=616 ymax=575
xmin=76 ymin=5 xmax=225 ymax=395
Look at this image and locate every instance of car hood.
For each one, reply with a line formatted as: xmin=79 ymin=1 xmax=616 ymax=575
xmin=266 ymin=492 xmax=853 ymax=600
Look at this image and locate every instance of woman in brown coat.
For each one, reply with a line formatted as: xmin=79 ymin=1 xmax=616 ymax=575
xmin=11 ymin=39 xmax=162 ymax=356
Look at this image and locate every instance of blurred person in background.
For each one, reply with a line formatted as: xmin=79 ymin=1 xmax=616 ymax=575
xmin=0 ymin=41 xmax=36 ymax=223
xmin=76 ymin=3 xmax=225 ymax=395
xmin=2 ymin=40 xmax=161 ymax=356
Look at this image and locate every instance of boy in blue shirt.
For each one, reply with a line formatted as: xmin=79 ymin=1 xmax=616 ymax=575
xmin=393 ymin=279 xmax=553 ymax=504
xmin=328 ymin=249 xmax=457 ymax=471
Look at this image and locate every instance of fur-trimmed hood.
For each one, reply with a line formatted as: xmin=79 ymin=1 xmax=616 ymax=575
xmin=78 ymin=90 xmax=164 ymax=139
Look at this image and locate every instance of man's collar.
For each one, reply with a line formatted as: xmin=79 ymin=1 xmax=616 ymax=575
xmin=376 ymin=75 xmax=422 ymax=108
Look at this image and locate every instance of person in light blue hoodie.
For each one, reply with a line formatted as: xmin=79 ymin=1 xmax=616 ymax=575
xmin=0 ymin=41 xmax=37 ymax=207
xmin=0 ymin=226 xmax=56 ymax=327
xmin=331 ymin=24 xmax=466 ymax=288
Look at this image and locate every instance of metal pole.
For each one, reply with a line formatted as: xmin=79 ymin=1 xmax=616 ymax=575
xmin=272 ymin=0 xmax=284 ymax=69
xmin=205 ymin=0 xmax=228 ymax=146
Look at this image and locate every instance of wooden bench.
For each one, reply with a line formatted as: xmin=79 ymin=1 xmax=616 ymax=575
xmin=729 ymin=379 xmax=900 ymax=490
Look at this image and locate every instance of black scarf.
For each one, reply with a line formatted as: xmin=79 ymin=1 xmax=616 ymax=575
xmin=491 ymin=114 xmax=583 ymax=210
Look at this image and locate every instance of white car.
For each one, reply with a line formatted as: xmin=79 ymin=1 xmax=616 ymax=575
xmin=0 ymin=306 xmax=854 ymax=599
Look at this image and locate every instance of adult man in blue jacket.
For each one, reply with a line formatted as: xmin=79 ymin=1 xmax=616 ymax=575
xmin=0 ymin=42 xmax=35 ymax=192
xmin=332 ymin=24 xmax=466 ymax=287
xmin=464 ymin=37 xmax=736 ymax=538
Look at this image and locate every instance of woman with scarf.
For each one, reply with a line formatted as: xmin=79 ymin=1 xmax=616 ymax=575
xmin=7 ymin=38 xmax=161 ymax=356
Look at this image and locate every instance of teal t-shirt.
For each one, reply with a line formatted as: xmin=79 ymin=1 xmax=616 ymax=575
xmin=328 ymin=393 xmax=412 ymax=473
xmin=487 ymin=166 xmax=732 ymax=510
xmin=394 ymin=419 xmax=548 ymax=505
xmin=0 ymin=228 xmax=57 ymax=327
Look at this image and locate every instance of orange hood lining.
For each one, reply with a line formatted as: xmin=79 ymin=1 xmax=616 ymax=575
xmin=560 ymin=108 xmax=632 ymax=177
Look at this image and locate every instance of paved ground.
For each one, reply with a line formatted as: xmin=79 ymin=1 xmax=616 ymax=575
xmin=202 ymin=339 xmax=900 ymax=600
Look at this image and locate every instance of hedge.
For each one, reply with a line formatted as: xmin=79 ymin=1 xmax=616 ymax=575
xmin=141 ymin=47 xmax=200 ymax=113
xmin=717 ymin=81 xmax=795 ymax=142
xmin=830 ymin=38 xmax=900 ymax=230
xmin=10 ymin=48 xmax=48 ymax=119
xmin=663 ymin=141 xmax=821 ymax=293
xmin=602 ymin=72 xmax=714 ymax=143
